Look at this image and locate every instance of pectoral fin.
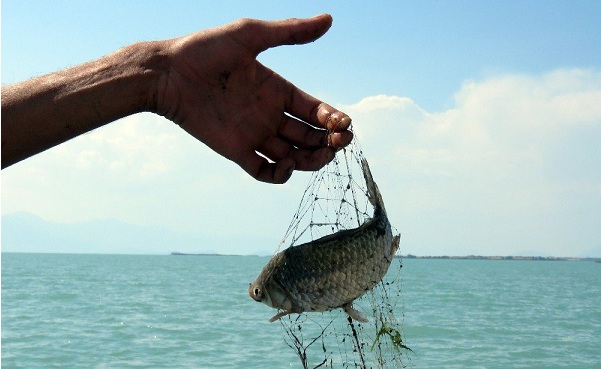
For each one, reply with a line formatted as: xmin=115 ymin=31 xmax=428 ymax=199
xmin=268 ymin=310 xmax=294 ymax=323
xmin=343 ymin=303 xmax=369 ymax=323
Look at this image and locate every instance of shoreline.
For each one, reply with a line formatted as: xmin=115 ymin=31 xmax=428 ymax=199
xmin=169 ymin=252 xmax=600 ymax=262
xmin=399 ymin=254 xmax=601 ymax=262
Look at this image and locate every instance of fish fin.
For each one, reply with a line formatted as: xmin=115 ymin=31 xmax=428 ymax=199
xmin=361 ymin=159 xmax=385 ymax=213
xmin=268 ymin=310 xmax=293 ymax=323
xmin=343 ymin=303 xmax=369 ymax=323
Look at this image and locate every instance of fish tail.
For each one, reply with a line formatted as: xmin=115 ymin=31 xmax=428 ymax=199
xmin=361 ymin=159 xmax=385 ymax=213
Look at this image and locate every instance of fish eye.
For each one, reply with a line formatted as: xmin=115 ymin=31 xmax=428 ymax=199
xmin=248 ymin=284 xmax=263 ymax=302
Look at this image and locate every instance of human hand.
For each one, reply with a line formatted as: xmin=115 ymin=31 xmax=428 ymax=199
xmin=154 ymin=14 xmax=353 ymax=183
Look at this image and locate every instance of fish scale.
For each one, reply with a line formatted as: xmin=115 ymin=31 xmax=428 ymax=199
xmin=249 ymin=159 xmax=400 ymax=322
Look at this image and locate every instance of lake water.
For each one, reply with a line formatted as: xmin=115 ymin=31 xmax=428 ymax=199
xmin=2 ymin=253 xmax=600 ymax=368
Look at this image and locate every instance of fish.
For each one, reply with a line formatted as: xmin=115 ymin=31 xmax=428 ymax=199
xmin=248 ymin=158 xmax=400 ymax=323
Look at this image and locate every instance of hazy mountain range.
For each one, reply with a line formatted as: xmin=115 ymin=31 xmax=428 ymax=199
xmin=1 ymin=212 xmax=273 ymax=255
xmin=2 ymin=212 xmax=599 ymax=257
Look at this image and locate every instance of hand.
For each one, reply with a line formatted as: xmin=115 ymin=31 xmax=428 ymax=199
xmin=155 ymin=14 xmax=353 ymax=183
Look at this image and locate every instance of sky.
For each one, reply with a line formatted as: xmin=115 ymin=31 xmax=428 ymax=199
xmin=2 ymin=1 xmax=601 ymax=257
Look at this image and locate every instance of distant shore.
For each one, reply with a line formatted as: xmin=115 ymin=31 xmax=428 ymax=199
xmin=399 ymin=254 xmax=601 ymax=262
xmin=170 ymin=252 xmax=248 ymax=257
xmin=170 ymin=252 xmax=600 ymax=262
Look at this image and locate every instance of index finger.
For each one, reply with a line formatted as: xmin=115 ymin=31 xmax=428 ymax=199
xmin=287 ymin=84 xmax=352 ymax=132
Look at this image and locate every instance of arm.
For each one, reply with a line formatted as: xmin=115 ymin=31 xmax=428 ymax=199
xmin=1 ymin=43 xmax=160 ymax=169
xmin=1 ymin=14 xmax=352 ymax=183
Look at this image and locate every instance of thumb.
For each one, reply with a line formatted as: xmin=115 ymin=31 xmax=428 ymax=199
xmin=246 ymin=14 xmax=333 ymax=54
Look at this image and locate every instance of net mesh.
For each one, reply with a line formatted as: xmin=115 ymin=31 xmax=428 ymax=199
xmin=275 ymin=137 xmax=413 ymax=368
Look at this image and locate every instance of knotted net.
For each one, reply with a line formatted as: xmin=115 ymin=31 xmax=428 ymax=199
xmin=275 ymin=136 xmax=413 ymax=369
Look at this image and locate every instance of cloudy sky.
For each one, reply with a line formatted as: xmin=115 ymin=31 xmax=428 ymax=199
xmin=2 ymin=1 xmax=601 ymax=256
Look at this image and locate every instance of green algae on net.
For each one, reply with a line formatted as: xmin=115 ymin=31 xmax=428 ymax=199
xmin=371 ymin=324 xmax=412 ymax=352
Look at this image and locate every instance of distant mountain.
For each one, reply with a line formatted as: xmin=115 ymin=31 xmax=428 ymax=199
xmin=1 ymin=212 xmax=272 ymax=255
xmin=6 ymin=212 xmax=596 ymax=258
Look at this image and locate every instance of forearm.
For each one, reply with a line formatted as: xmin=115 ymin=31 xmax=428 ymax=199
xmin=1 ymin=41 xmax=166 ymax=168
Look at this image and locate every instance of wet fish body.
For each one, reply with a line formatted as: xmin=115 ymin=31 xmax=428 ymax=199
xmin=249 ymin=159 xmax=400 ymax=322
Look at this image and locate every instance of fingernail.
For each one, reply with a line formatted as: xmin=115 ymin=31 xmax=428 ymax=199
xmin=338 ymin=115 xmax=352 ymax=130
xmin=326 ymin=113 xmax=352 ymax=131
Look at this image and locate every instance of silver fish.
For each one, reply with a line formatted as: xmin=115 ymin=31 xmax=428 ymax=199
xmin=249 ymin=159 xmax=400 ymax=322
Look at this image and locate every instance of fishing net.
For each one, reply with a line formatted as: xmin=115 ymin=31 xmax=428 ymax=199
xmin=274 ymin=135 xmax=413 ymax=369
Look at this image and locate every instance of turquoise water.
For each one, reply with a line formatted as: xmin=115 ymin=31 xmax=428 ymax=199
xmin=2 ymin=253 xmax=600 ymax=368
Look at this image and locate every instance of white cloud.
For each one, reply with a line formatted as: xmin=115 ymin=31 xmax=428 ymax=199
xmin=339 ymin=69 xmax=601 ymax=256
xmin=3 ymin=113 xmax=194 ymax=223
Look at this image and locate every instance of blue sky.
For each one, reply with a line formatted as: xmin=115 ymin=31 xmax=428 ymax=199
xmin=2 ymin=1 xmax=601 ymax=256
